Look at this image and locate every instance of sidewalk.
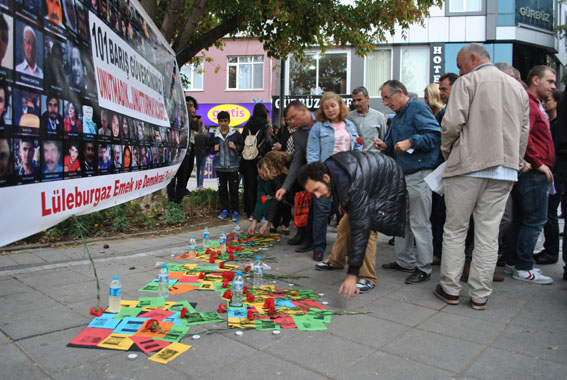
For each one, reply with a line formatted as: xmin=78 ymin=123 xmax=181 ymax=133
xmin=0 ymin=222 xmax=565 ymax=380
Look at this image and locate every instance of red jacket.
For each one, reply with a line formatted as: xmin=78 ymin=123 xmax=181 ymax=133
xmin=526 ymin=92 xmax=554 ymax=169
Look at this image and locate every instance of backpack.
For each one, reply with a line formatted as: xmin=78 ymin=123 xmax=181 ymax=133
xmin=242 ymin=129 xmax=262 ymax=160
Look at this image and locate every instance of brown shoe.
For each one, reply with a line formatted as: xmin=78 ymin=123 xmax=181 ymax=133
xmin=471 ymin=299 xmax=487 ymax=310
xmin=313 ymin=251 xmax=324 ymax=261
xmin=432 ymin=256 xmax=441 ymax=265
xmin=434 ymin=284 xmax=460 ymax=305
xmin=493 ymin=274 xmax=504 ymax=282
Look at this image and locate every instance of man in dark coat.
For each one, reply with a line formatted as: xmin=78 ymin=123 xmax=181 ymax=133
xmin=298 ymin=151 xmax=406 ymax=298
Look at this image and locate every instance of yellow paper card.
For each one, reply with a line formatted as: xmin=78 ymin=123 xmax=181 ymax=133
xmin=199 ymin=281 xmax=215 ymax=290
xmin=97 ymin=334 xmax=134 ymax=350
xmin=149 ymin=342 xmax=192 ymax=364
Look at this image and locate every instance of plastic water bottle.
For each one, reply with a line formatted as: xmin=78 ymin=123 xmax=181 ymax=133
xmin=260 ymin=217 xmax=266 ymax=229
xmin=232 ymin=271 xmax=244 ymax=307
xmin=233 ymin=221 xmax=241 ymax=240
xmin=108 ymin=276 xmax=121 ymax=313
xmin=219 ymin=231 xmax=227 ymax=253
xmin=158 ymin=264 xmax=169 ymax=298
xmin=202 ymin=227 xmax=210 ymax=247
xmin=253 ymin=256 xmax=263 ymax=288
xmin=189 ymin=235 xmax=197 ymax=255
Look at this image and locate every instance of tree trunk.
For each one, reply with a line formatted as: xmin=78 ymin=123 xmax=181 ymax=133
xmin=160 ymin=0 xmax=185 ymax=42
xmin=172 ymin=0 xmax=209 ymax=53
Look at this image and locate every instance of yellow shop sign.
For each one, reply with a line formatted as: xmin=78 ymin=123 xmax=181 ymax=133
xmin=207 ymin=104 xmax=251 ymax=127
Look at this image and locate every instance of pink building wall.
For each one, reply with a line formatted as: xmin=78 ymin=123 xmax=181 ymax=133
xmin=195 ymin=38 xmax=275 ymax=104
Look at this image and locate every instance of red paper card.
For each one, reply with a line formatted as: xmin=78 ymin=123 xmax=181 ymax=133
xmin=68 ymin=327 xmax=113 ymax=347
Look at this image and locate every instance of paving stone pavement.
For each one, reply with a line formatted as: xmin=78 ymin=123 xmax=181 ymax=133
xmin=0 ymin=222 xmax=566 ymax=380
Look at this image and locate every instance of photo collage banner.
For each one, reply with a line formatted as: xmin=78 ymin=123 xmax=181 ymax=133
xmin=0 ymin=0 xmax=188 ymax=246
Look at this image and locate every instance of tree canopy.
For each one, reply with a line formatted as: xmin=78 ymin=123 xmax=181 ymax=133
xmin=140 ymin=0 xmax=443 ymax=68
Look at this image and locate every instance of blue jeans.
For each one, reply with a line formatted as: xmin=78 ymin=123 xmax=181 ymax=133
xmin=541 ymin=172 xmax=565 ymax=258
xmin=312 ymin=196 xmax=331 ymax=253
xmin=196 ymin=156 xmax=207 ymax=188
xmin=505 ymin=170 xmax=550 ymax=271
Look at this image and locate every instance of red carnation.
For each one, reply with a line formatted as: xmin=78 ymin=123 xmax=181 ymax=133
xmin=223 ymin=290 xmax=233 ymax=299
xmin=145 ymin=319 xmax=160 ymax=331
xmin=89 ymin=306 xmax=104 ymax=317
xmin=356 ymin=137 xmax=363 ymax=145
xmin=222 ymin=279 xmax=229 ymax=288
xmin=244 ymin=265 xmax=251 ymax=273
xmin=217 ymin=303 xmax=227 ymax=313
xmin=219 ymin=261 xmax=225 ymax=268
xmin=243 ymin=286 xmax=248 ymax=294
xmin=198 ymin=271 xmax=205 ymax=279
xmin=228 ymin=253 xmax=235 ymax=260
xmin=246 ymin=293 xmax=255 ymax=302
xmin=205 ymin=248 xmax=211 ymax=254
xmin=209 ymin=253 xmax=216 ymax=263
xmin=267 ymin=305 xmax=276 ymax=314
xmin=261 ymin=195 xmax=267 ymax=203
xmin=222 ymin=271 xmax=235 ymax=281
xmin=263 ymin=298 xmax=275 ymax=309
xmin=247 ymin=310 xmax=255 ymax=321
xmin=180 ymin=307 xmax=187 ymax=318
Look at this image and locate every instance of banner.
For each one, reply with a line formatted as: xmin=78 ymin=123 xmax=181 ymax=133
xmin=0 ymin=0 xmax=188 ymax=247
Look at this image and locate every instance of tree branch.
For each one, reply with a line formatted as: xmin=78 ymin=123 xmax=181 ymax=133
xmin=172 ymin=0 xmax=209 ymax=52
xmin=139 ymin=0 xmax=157 ymax=22
xmin=160 ymin=0 xmax=185 ymax=42
xmin=175 ymin=16 xmax=241 ymax=66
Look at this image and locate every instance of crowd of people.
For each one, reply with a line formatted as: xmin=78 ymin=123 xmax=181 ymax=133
xmin=175 ymin=43 xmax=565 ymax=309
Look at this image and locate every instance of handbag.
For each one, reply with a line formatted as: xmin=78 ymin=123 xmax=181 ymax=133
xmin=294 ymin=190 xmax=312 ymax=228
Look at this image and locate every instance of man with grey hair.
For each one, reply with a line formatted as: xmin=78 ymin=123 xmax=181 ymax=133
xmin=346 ymin=86 xmax=387 ymax=151
xmin=16 ymin=26 xmax=43 ymax=78
xmin=375 ymin=79 xmax=441 ymax=285
xmin=435 ymin=43 xmax=529 ymax=310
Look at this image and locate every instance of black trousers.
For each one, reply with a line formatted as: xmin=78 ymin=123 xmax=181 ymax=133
xmin=241 ymin=159 xmax=259 ymax=216
xmin=217 ymin=170 xmax=239 ymax=213
xmin=167 ymin=146 xmax=194 ymax=203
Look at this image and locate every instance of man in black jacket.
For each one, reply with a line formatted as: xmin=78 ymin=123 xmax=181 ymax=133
xmin=298 ymin=151 xmax=406 ymax=298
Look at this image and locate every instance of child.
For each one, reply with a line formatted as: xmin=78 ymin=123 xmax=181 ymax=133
xmin=208 ymin=111 xmax=244 ymax=221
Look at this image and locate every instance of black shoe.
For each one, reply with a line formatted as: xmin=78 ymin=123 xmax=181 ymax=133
xmin=382 ymin=261 xmax=415 ymax=273
xmin=388 ymin=237 xmax=395 ymax=246
xmin=269 ymin=227 xmax=277 ymax=233
xmin=281 ymin=229 xmax=290 ymax=236
xmin=534 ymin=254 xmax=558 ymax=265
xmin=287 ymin=230 xmax=303 ymax=245
xmin=313 ymin=251 xmax=324 ymax=261
xmin=295 ymin=243 xmax=313 ymax=253
xmin=315 ymin=261 xmax=342 ymax=271
xmin=405 ymin=270 xmax=431 ymax=284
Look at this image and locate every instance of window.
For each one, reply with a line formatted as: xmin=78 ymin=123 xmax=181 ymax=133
xmin=180 ymin=61 xmax=203 ymax=91
xmin=449 ymin=0 xmax=481 ymax=13
xmin=365 ymin=50 xmax=392 ymax=97
xmin=289 ymin=52 xmax=348 ymax=95
xmin=227 ymin=56 xmax=264 ymax=90
xmin=400 ymin=46 xmax=429 ymax=96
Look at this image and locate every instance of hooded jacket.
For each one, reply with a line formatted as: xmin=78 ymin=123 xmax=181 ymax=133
xmin=326 ymin=151 xmax=407 ymax=275
xmin=208 ymin=127 xmax=244 ymax=171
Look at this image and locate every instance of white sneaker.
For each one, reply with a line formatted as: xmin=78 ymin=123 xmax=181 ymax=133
xmin=512 ymin=269 xmax=553 ymax=285
xmin=504 ymin=264 xmax=541 ymax=275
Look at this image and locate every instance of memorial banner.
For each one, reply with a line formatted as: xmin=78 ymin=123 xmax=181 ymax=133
xmin=0 ymin=0 xmax=188 ymax=247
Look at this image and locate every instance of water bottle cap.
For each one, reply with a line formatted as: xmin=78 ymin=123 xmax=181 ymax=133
xmin=235 ymin=221 xmax=239 ymax=224
xmin=221 ymin=231 xmax=225 ymax=234
xmin=161 ymin=264 xmax=167 ymax=268
xmin=113 ymin=276 xmax=119 ymax=280
xmin=236 ymin=271 xmax=242 ymax=275
xmin=191 ymin=235 xmax=195 ymax=238
xmin=256 ymin=256 xmax=261 ymax=260
xmin=204 ymin=227 xmax=208 ymax=229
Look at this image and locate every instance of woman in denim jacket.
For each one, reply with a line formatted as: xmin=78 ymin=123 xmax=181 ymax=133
xmin=306 ymin=91 xmax=362 ymax=262
xmin=307 ymin=92 xmax=362 ymax=164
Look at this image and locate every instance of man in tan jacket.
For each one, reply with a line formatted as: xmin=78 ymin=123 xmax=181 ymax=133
xmin=434 ymin=43 xmax=529 ymax=310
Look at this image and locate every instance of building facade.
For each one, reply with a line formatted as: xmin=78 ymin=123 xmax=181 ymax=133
xmin=185 ymin=0 xmax=565 ymax=125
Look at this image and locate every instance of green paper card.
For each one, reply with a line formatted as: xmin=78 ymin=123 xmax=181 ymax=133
xmin=168 ymin=301 xmax=197 ymax=313
xmin=137 ymin=297 xmax=166 ymax=308
xmin=208 ymin=240 xmax=220 ymax=248
xmin=139 ymin=282 xmax=160 ymax=292
xmin=112 ymin=307 xmax=143 ymax=319
xmin=154 ymin=325 xmax=190 ymax=343
xmin=255 ymin=319 xmax=280 ymax=331
xmin=308 ymin=308 xmax=332 ymax=323
xmin=292 ymin=316 xmax=327 ymax=331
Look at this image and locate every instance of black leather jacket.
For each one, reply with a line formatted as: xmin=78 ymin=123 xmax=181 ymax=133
xmin=326 ymin=151 xmax=407 ymax=275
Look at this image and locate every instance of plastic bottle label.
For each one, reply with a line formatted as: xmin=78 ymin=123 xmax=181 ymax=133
xmin=233 ymin=281 xmax=243 ymax=291
xmin=109 ymin=287 xmax=121 ymax=296
xmin=220 ymin=237 xmax=226 ymax=244
xmin=204 ymin=232 xmax=209 ymax=238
